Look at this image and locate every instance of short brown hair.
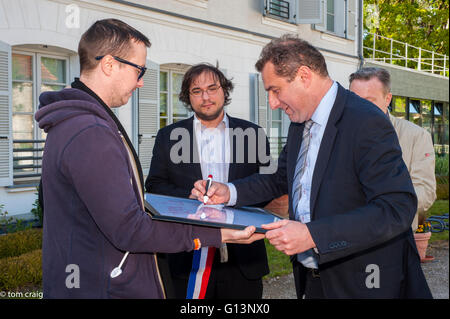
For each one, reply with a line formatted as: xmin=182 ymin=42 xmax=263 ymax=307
xmin=255 ymin=34 xmax=328 ymax=81
xmin=349 ymin=67 xmax=391 ymax=94
xmin=179 ymin=63 xmax=234 ymax=109
xmin=78 ymin=19 xmax=151 ymax=74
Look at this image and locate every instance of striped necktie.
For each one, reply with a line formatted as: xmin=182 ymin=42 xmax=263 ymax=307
xmin=292 ymin=119 xmax=314 ymax=221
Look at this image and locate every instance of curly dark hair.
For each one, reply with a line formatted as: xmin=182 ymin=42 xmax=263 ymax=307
xmin=255 ymin=34 xmax=328 ymax=81
xmin=179 ymin=63 xmax=234 ymax=109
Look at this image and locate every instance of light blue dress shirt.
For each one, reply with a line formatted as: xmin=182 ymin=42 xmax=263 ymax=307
xmin=294 ymin=81 xmax=338 ymax=268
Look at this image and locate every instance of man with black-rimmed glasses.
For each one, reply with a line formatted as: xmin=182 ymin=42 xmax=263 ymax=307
xmin=35 ymin=19 xmax=263 ymax=299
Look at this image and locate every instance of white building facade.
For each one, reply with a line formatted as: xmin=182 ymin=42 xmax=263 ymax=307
xmin=0 ymin=0 xmax=361 ymax=218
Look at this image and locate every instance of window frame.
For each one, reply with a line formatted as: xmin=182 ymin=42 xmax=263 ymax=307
xmin=159 ymin=68 xmax=191 ymax=129
xmin=312 ymin=0 xmax=351 ymax=39
xmin=389 ymin=95 xmax=449 ymax=155
xmin=11 ymin=49 xmax=70 ymax=183
xmin=12 ymin=50 xmax=70 ymax=140
xmin=265 ymin=0 xmax=296 ymax=23
xmin=11 ymin=51 xmax=36 ymax=140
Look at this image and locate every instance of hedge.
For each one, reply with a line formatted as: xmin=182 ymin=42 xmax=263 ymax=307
xmin=0 ymin=228 xmax=42 ymax=259
xmin=0 ymin=249 xmax=42 ymax=291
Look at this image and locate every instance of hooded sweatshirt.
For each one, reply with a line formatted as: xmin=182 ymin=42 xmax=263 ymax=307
xmin=35 ymin=81 xmax=221 ymax=298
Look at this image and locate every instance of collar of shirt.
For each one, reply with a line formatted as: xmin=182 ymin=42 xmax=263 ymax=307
xmin=310 ymin=81 xmax=338 ymax=128
xmin=193 ymin=113 xmax=229 ymax=133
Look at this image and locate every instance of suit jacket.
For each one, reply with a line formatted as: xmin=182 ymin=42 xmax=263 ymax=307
xmin=389 ymin=114 xmax=436 ymax=230
xmin=232 ymin=83 xmax=432 ymax=298
xmin=145 ymin=115 xmax=270 ymax=282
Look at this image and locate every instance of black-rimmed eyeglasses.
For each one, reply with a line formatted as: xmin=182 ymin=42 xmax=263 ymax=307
xmin=189 ymin=85 xmax=222 ymax=97
xmin=95 ymin=55 xmax=147 ymax=80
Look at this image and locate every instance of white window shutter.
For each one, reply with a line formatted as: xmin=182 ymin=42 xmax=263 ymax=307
xmin=346 ymin=0 xmax=357 ymax=40
xmin=0 ymin=40 xmax=12 ymax=187
xmin=311 ymin=0 xmax=326 ymax=31
xmin=249 ymin=73 xmax=258 ymax=124
xmin=296 ymin=0 xmax=324 ymax=24
xmin=257 ymin=73 xmax=269 ymax=133
xmin=138 ymin=60 xmax=159 ymax=177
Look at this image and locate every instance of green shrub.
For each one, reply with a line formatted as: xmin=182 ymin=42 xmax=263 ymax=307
xmin=435 ymin=154 xmax=449 ymax=176
xmin=435 ymin=154 xmax=449 ymax=200
xmin=30 ymin=188 xmax=43 ymax=226
xmin=0 ymin=205 xmax=13 ymax=233
xmin=0 ymin=249 xmax=42 ymax=291
xmin=436 ymin=183 xmax=449 ymax=200
xmin=1 ymin=206 xmax=33 ymax=234
xmin=0 ymin=228 xmax=43 ymax=259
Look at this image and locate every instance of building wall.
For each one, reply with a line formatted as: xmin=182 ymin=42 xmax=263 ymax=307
xmin=0 ymin=0 xmax=360 ymax=217
xmin=365 ymin=61 xmax=449 ymax=103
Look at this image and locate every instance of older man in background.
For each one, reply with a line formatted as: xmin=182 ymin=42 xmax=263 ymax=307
xmin=349 ymin=67 xmax=436 ymax=232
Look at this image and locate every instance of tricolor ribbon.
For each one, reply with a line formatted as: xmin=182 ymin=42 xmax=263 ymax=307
xmin=186 ymin=247 xmax=216 ymax=299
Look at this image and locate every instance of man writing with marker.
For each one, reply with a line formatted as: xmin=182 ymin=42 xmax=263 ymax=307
xmin=191 ymin=35 xmax=431 ymax=298
xmin=146 ymin=63 xmax=271 ymax=299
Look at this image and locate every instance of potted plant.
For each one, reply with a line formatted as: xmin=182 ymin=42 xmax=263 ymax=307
xmin=414 ymin=222 xmax=434 ymax=263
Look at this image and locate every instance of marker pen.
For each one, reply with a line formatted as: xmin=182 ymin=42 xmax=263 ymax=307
xmin=203 ymin=175 xmax=213 ymax=204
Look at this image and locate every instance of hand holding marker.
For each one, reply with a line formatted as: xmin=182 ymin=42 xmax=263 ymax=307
xmin=203 ymin=175 xmax=213 ymax=204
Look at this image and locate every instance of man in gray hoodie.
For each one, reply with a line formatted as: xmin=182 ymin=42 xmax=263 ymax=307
xmin=35 ymin=18 xmax=262 ymax=299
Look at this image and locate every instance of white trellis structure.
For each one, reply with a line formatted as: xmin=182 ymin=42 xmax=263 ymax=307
xmin=364 ymin=32 xmax=449 ymax=77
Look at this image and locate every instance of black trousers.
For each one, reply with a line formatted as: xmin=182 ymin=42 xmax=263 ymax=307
xmin=172 ymin=250 xmax=263 ymax=299
xmin=293 ymin=261 xmax=325 ymax=299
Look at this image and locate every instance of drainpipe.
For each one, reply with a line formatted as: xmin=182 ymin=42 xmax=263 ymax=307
xmin=357 ymin=0 xmax=364 ymax=69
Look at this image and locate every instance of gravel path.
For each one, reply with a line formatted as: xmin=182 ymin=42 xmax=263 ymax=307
xmin=421 ymin=241 xmax=449 ymax=299
xmin=263 ymin=241 xmax=449 ymax=299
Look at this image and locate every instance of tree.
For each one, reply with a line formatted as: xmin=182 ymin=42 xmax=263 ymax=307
xmin=364 ymin=0 xmax=449 ymax=75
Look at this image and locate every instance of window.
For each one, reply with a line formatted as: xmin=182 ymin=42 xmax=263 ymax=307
xmin=421 ymin=100 xmax=432 ymax=135
xmin=159 ymin=69 xmax=191 ymax=129
xmin=313 ymin=0 xmax=355 ymax=39
xmin=442 ymin=102 xmax=449 ymax=154
xmin=433 ymin=102 xmax=445 ymax=152
xmin=269 ymin=108 xmax=283 ymax=155
xmin=326 ymin=0 xmax=335 ymax=33
xmin=409 ymin=99 xmax=421 ymax=127
xmin=266 ymin=0 xmax=292 ymax=21
xmin=390 ymin=96 xmax=407 ymax=120
xmin=252 ymin=73 xmax=289 ymax=158
xmin=11 ymin=51 xmax=68 ymax=182
xmin=390 ymin=96 xmax=449 ymax=155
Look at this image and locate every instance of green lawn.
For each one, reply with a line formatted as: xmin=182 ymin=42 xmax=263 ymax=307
xmin=426 ymin=200 xmax=449 ymax=243
xmin=263 ymin=239 xmax=292 ymax=279
xmin=264 ymin=200 xmax=449 ymax=279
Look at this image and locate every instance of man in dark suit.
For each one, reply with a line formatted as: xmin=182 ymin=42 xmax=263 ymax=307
xmin=145 ymin=64 xmax=270 ymax=299
xmin=191 ymin=36 xmax=432 ymax=299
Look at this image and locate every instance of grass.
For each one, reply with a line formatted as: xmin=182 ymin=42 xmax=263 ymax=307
xmin=264 ymin=200 xmax=449 ymax=279
xmin=263 ymin=239 xmax=292 ymax=279
xmin=425 ymin=200 xmax=449 ymax=243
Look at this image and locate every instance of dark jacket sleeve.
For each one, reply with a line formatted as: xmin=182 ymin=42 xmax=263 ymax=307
xmin=145 ymin=129 xmax=191 ymax=198
xmin=307 ymin=113 xmax=417 ymax=264
xmin=60 ymin=124 xmax=221 ymax=253
xmin=233 ymin=141 xmax=288 ymax=207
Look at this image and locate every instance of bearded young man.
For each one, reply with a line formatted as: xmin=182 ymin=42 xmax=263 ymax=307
xmin=146 ymin=63 xmax=271 ymax=299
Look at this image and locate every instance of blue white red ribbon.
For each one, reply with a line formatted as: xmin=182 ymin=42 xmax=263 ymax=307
xmin=186 ymin=247 xmax=216 ymax=299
